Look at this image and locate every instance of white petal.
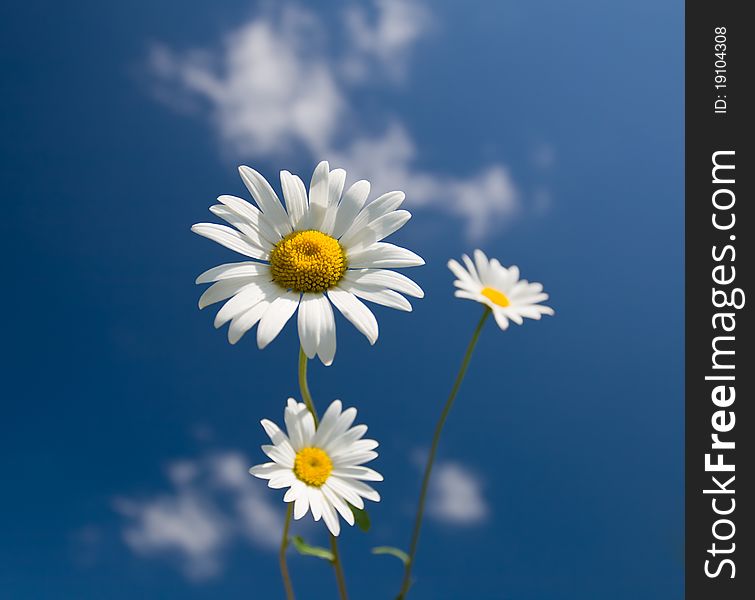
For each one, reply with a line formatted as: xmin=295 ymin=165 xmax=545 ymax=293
xmin=473 ymin=249 xmax=490 ymax=283
xmin=280 ymin=170 xmax=308 ymax=230
xmin=327 ymin=288 xmax=378 ymax=344
xmin=320 ymin=168 xmax=347 ymax=235
xmin=249 ymin=463 xmax=287 ymax=479
xmin=213 ymin=281 xmax=273 ymax=327
xmin=297 ymin=293 xmax=327 ymax=360
xmin=347 ymin=242 xmax=424 ymax=269
xmin=306 ymin=161 xmax=330 ymax=231
xmin=327 ymin=424 xmax=368 ymax=448
xmin=461 ymin=254 xmax=479 ymax=282
xmin=268 ymin=471 xmax=297 ymax=489
xmin=284 ymin=480 xmax=304 ymax=502
xmin=332 ymin=450 xmax=378 ymax=466
xmin=196 ymin=262 xmax=269 ymax=284
xmin=448 ymin=259 xmax=478 ymax=286
xmin=340 ymin=210 xmax=411 ymax=251
xmin=493 ymin=309 xmax=510 ymax=330
xmin=228 ymin=300 xmax=270 ymax=344
xmin=285 ymin=401 xmax=316 ymax=449
xmin=198 ymin=278 xmax=256 ymax=309
xmin=341 ymin=479 xmax=380 ymax=502
xmin=342 ymin=268 xmax=423 ymax=298
xmin=238 ymin=166 xmax=292 ymax=236
xmin=209 ymin=205 xmax=270 ymax=252
xmin=331 ymin=180 xmax=370 ymax=239
xmin=261 ymin=419 xmax=292 ymax=447
xmin=327 ymin=476 xmax=364 ymax=509
xmin=329 ymin=438 xmax=379 ymax=456
xmin=262 ymin=444 xmax=294 ymax=468
xmin=343 ymin=285 xmax=412 ymax=312
xmin=293 ymin=485 xmax=310 ymax=519
xmin=331 ymin=466 xmax=383 ymax=481
xmin=454 ymin=289 xmax=482 ymax=302
xmin=320 ymin=493 xmax=341 ymax=536
xmin=339 ymin=191 xmax=405 ymax=243
xmin=257 ymin=291 xmax=300 ymax=349
xmin=318 ymin=297 xmax=336 ymax=366
xmin=217 ymin=194 xmax=280 ymax=246
xmin=311 ymin=400 xmax=343 ymax=448
xmin=307 ymin=487 xmax=323 ymax=521
xmin=328 ymin=169 xmax=346 ymax=205
xmin=321 ymin=484 xmax=355 ymax=526
xmin=191 ymin=223 xmax=267 ymax=259
xmin=321 ymin=407 xmax=357 ymax=447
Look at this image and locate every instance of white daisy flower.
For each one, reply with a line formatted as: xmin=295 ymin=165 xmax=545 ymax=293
xmin=192 ymin=161 xmax=424 ymax=365
xmin=250 ymin=399 xmax=382 ymax=537
xmin=448 ymin=249 xmax=554 ymax=330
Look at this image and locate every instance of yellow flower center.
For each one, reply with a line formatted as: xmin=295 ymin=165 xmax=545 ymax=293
xmin=480 ymin=286 xmax=510 ymax=307
xmin=269 ymin=230 xmax=347 ymax=293
xmin=293 ymin=447 xmax=333 ymax=487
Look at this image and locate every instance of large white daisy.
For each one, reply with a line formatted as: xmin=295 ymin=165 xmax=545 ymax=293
xmin=250 ymin=399 xmax=382 ymax=537
xmin=449 ymin=249 xmax=554 ymax=330
xmin=192 ymin=161 xmax=424 ymax=365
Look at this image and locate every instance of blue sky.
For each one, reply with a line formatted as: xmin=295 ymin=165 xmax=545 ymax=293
xmin=1 ymin=0 xmax=683 ymax=598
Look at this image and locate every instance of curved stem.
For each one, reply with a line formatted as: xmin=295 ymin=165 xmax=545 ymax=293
xmin=298 ymin=347 xmax=349 ymax=600
xmin=279 ymin=504 xmax=295 ymax=600
xmin=298 ymin=347 xmax=319 ymax=426
xmin=397 ymin=307 xmax=491 ymax=599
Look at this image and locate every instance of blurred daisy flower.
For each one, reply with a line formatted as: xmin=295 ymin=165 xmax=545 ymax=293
xmin=192 ymin=161 xmax=424 ymax=365
xmin=448 ymin=249 xmax=554 ymax=330
xmin=250 ymin=399 xmax=382 ymax=537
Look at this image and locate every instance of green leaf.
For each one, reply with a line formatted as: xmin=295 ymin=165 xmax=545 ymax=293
xmin=349 ymin=504 xmax=371 ymax=532
xmin=371 ymin=546 xmax=410 ymax=565
xmin=291 ymin=536 xmax=334 ymax=562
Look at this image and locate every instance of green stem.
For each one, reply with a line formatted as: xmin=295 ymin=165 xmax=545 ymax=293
xmin=397 ymin=307 xmax=491 ymax=599
xmin=330 ymin=533 xmax=350 ymax=600
xmin=279 ymin=503 xmax=295 ymax=600
xmin=298 ymin=347 xmax=350 ymax=600
xmin=298 ymin=348 xmax=319 ymax=426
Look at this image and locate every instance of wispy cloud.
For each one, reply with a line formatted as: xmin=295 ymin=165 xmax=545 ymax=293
xmin=427 ymin=461 xmax=489 ymax=525
xmin=147 ymin=0 xmax=520 ymax=239
xmin=114 ymin=451 xmax=282 ymax=581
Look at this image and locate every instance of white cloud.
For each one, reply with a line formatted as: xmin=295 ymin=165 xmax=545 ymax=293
xmin=114 ymin=451 xmax=282 ymax=581
xmin=149 ymin=7 xmax=342 ymax=157
xmin=342 ymin=0 xmax=434 ymax=81
xmin=428 ymin=461 xmax=489 ymax=525
xmin=147 ymin=0 xmax=523 ymax=239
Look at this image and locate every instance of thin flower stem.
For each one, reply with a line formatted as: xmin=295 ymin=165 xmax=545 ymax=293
xmin=297 ymin=347 xmax=350 ymax=600
xmin=397 ymin=306 xmax=491 ymax=599
xmin=298 ymin=347 xmax=319 ymax=426
xmin=279 ymin=503 xmax=295 ymax=600
xmin=330 ymin=532 xmax=349 ymax=600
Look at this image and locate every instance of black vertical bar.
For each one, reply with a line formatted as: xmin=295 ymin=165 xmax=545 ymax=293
xmin=686 ymin=2 xmax=753 ymax=599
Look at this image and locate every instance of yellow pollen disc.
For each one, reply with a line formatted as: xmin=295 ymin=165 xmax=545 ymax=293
xmin=270 ymin=230 xmax=347 ymax=293
xmin=293 ymin=447 xmax=333 ymax=487
xmin=480 ymin=286 xmax=510 ymax=307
